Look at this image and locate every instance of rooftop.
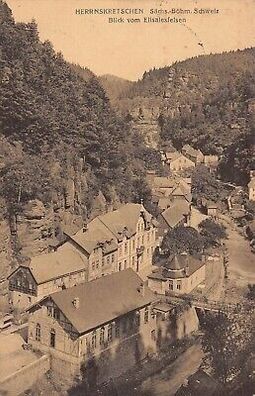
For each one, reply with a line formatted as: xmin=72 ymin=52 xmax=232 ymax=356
xmin=14 ymin=243 xmax=88 ymax=284
xmin=30 ymin=269 xmax=156 ymax=334
xmin=160 ymin=201 xmax=190 ymax=228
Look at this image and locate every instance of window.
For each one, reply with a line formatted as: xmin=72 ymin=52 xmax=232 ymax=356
xmin=106 ymin=256 xmax=110 ymax=265
xmin=132 ymin=240 xmax=135 ymax=251
xmin=35 ymin=323 xmax=41 ymax=341
xmin=92 ymin=262 xmax=95 ymax=271
xmin=108 ymin=324 xmax=113 ymax=342
xmin=124 ymin=260 xmax=127 ymax=269
xmin=118 ymin=245 xmax=122 ymax=256
xmin=96 ymin=260 xmax=99 ymax=269
xmin=28 ymin=282 xmax=33 ymax=290
xmin=118 ymin=262 xmax=122 ymax=271
xmin=115 ymin=322 xmax=120 ymax=338
xmin=50 ymin=329 xmax=56 ymax=348
xmin=111 ymin=254 xmax=115 ymax=263
xmin=100 ymin=327 xmax=105 ymax=345
xmin=102 ymin=258 xmax=105 ymax=267
xmin=132 ymin=256 xmax=135 ymax=268
xmin=144 ymin=307 xmax=149 ymax=324
xmin=169 ymin=280 xmax=174 ymax=290
xmin=177 ymin=281 xmax=182 ymax=290
xmin=124 ymin=242 xmax=128 ymax=254
xmin=92 ymin=331 xmax=97 ymax=349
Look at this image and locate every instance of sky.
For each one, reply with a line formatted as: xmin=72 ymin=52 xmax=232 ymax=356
xmin=6 ymin=0 xmax=255 ymax=80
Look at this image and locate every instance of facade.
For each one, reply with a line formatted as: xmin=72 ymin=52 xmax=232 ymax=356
xmin=27 ymin=269 xmax=157 ymax=381
xmin=165 ymin=152 xmax=195 ymax=172
xmin=66 ymin=203 xmax=157 ymax=281
xmin=148 ymin=253 xmax=206 ymax=295
xmin=8 ymin=243 xmax=88 ymax=310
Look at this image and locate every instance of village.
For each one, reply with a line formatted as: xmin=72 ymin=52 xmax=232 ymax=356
xmin=0 ymin=141 xmax=254 ymax=396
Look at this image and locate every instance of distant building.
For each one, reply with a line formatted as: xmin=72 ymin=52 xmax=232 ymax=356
xmin=148 ymin=253 xmax=206 ymax=295
xmin=27 ymin=269 xmax=157 ymax=381
xmin=181 ymin=144 xmax=204 ymax=165
xmin=203 ymin=155 xmax=219 ymax=168
xmin=163 ymin=151 xmax=195 ymax=172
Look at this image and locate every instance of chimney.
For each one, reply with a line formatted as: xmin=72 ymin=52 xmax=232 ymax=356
xmin=72 ymin=297 xmax=80 ymax=309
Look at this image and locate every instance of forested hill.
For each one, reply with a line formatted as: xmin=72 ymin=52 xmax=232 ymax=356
xmin=98 ymin=74 xmax=133 ymax=104
xmin=0 ymin=1 xmax=155 ymax=218
xmin=113 ymin=48 xmax=255 ymax=184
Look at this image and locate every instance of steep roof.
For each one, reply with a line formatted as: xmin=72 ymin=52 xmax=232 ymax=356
xmin=160 ymin=201 xmax=190 ymax=228
xmin=20 ymin=243 xmax=88 ymax=284
xmin=149 ymin=254 xmax=204 ymax=280
xmin=31 ymin=269 xmax=156 ymax=334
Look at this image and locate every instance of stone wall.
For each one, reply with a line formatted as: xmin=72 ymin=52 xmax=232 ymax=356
xmin=0 ymin=354 xmax=50 ymax=395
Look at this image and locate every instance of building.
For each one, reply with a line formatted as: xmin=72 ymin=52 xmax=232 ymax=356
xmin=163 ymin=152 xmax=195 ymax=172
xmin=181 ymin=144 xmax=204 ymax=165
xmin=248 ymin=177 xmax=255 ymax=201
xmin=156 ymin=201 xmax=191 ymax=240
xmin=66 ymin=203 xmax=157 ymax=281
xmin=27 ymin=269 xmax=157 ymax=381
xmin=8 ymin=243 xmax=88 ymax=310
xmin=9 ymin=203 xmax=157 ymax=309
xmin=203 ymin=155 xmax=219 ymax=168
xmin=148 ymin=253 xmax=206 ymax=295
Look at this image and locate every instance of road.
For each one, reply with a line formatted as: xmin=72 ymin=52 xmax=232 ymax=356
xmin=137 ymin=344 xmax=203 ymax=396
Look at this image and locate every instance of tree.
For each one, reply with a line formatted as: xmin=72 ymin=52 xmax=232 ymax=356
xmin=246 ymin=284 xmax=255 ymax=300
xmin=198 ymin=218 xmax=227 ymax=248
xmin=161 ymin=225 xmax=205 ymax=255
xmin=201 ymin=309 xmax=255 ymax=385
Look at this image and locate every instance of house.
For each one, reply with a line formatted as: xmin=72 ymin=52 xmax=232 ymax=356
xmin=201 ymin=198 xmax=218 ymax=217
xmin=248 ymin=177 xmax=255 ymax=201
xmin=181 ymin=144 xmax=204 ymax=165
xmin=163 ymin=152 xmax=195 ymax=172
xmin=175 ymin=369 xmax=225 ymax=396
xmin=66 ymin=203 xmax=157 ymax=281
xmin=27 ymin=269 xmax=157 ymax=382
xmin=148 ymin=253 xmax=206 ymax=295
xmin=8 ymin=243 xmax=88 ymax=310
xmin=156 ymin=201 xmax=191 ymax=239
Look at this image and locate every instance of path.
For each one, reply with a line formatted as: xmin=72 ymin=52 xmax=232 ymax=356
xmin=138 ymin=343 xmax=203 ymax=396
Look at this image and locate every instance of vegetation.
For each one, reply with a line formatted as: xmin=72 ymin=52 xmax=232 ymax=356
xmin=113 ymin=49 xmax=255 ymax=185
xmin=246 ymin=284 xmax=255 ymax=300
xmin=198 ymin=219 xmax=227 ymax=248
xmin=191 ymin=165 xmax=232 ymax=204
xmin=161 ymin=225 xmax=204 ymax=255
xmin=201 ymin=310 xmax=255 ymax=385
xmin=0 ymin=1 xmax=152 ymax=217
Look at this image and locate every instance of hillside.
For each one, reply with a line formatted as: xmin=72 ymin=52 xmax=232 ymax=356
xmin=0 ymin=1 xmax=162 ymax=277
xmin=98 ymin=74 xmax=134 ymax=103
xmin=110 ymin=49 xmax=255 ymax=184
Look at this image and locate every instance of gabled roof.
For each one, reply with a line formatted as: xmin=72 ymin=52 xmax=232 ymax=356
xmin=182 ymin=144 xmax=203 ymax=158
xmin=160 ymin=201 xmax=190 ymax=228
xmin=29 ymin=269 xmax=156 ymax=334
xmin=153 ymin=177 xmax=176 ymax=189
xmin=10 ymin=243 xmax=88 ymax=285
xmin=165 ymin=151 xmax=182 ymax=162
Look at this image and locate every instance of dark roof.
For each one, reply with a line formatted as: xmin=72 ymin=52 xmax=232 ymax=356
xmin=175 ymin=369 xmax=224 ymax=396
xmin=30 ymin=269 xmax=156 ymax=334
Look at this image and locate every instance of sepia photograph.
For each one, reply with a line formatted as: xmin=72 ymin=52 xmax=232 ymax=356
xmin=0 ymin=0 xmax=254 ymax=394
